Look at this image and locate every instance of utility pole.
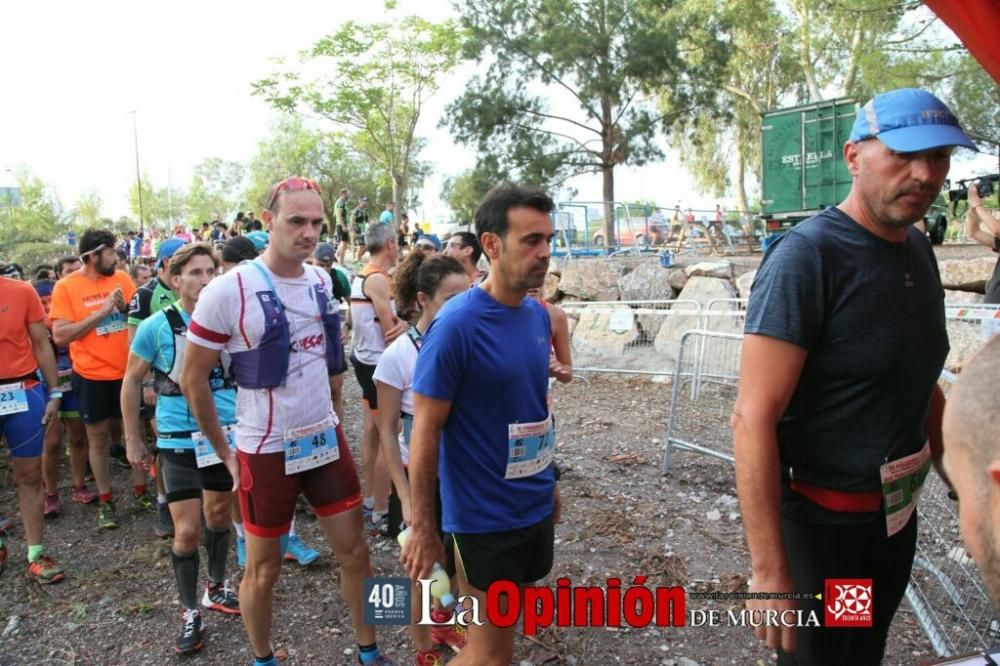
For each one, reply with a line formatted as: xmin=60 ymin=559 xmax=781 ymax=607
xmin=132 ymin=111 xmax=145 ymax=235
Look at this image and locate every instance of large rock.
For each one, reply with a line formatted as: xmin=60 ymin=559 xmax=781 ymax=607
xmin=736 ymin=270 xmax=757 ymax=300
xmin=543 ymin=272 xmax=561 ymax=302
xmin=938 ymin=258 xmax=995 ymax=292
xmin=944 ymin=289 xmax=983 ymax=305
xmin=617 ymin=260 xmax=676 ymax=301
xmin=560 ymin=259 xmax=626 ymax=301
xmin=685 ymin=260 xmax=733 ymax=279
xmin=668 ymin=269 xmax=688 ymax=292
xmin=571 ymin=307 xmax=639 ymax=358
xmin=653 ymin=277 xmax=740 ymax=365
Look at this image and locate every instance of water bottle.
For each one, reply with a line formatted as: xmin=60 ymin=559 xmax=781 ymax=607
xmin=397 ymin=527 xmax=455 ymax=607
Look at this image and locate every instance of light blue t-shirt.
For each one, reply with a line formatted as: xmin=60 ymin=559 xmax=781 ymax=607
xmin=131 ymin=305 xmax=236 ymax=449
xmin=413 ymin=287 xmax=554 ymax=533
xmin=379 ymin=210 xmax=394 ymax=225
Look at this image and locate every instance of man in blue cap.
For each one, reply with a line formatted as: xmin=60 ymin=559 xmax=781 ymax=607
xmin=733 ymin=89 xmax=975 ymax=665
xmin=128 ymin=236 xmax=186 ymax=537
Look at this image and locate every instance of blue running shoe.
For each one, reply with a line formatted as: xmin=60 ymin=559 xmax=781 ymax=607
xmin=284 ymin=534 xmax=319 ymax=566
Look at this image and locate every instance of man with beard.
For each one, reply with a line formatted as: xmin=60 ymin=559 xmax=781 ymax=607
xmin=402 ymin=184 xmax=561 ymax=665
xmin=943 ymin=336 xmax=1000 ymax=611
xmin=732 ymin=88 xmax=975 ymax=665
xmin=51 ymin=229 xmax=137 ymax=530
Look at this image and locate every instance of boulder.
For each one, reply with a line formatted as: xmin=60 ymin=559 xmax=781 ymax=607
xmin=617 ymin=260 xmax=676 ymax=301
xmin=653 ymin=277 xmax=740 ymax=365
xmin=735 ymin=269 xmax=757 ymax=300
xmin=938 ymin=258 xmax=995 ymax=292
xmin=944 ymin=289 xmax=983 ymax=305
xmin=543 ymin=272 xmax=562 ymax=302
xmin=684 ymin=260 xmax=733 ymax=279
xmin=668 ymin=269 xmax=688 ymax=292
xmin=560 ymin=259 xmax=626 ymax=301
xmin=570 ymin=307 xmax=639 ymax=358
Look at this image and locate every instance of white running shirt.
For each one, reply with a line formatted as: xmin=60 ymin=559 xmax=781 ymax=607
xmin=188 ymin=261 xmax=337 ymax=454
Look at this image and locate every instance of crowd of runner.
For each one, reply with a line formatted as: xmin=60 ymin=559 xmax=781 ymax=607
xmin=0 ymin=180 xmax=566 ymax=666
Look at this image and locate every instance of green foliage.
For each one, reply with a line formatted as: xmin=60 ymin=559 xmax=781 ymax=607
xmin=441 ymin=158 xmax=510 ymax=224
xmin=0 ymin=167 xmax=71 ymax=263
xmin=252 ymin=15 xmax=462 ymax=215
xmin=245 ymin=117 xmax=395 ymax=223
xmin=446 ymin=0 xmax=730 ymax=242
xmin=128 ymin=174 xmax=185 ymax=232
xmin=186 ymin=158 xmax=246 ymax=225
xmin=947 ymin=55 xmax=1000 ymax=150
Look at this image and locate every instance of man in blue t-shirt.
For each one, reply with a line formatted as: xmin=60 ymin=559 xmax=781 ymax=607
xmin=733 ymin=89 xmax=975 ymax=665
xmin=122 ymin=243 xmax=239 ymax=656
xmin=404 ymin=183 xmax=560 ymax=664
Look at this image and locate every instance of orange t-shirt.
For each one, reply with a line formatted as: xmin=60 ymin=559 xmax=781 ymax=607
xmin=0 ymin=277 xmax=46 ymax=379
xmin=49 ymin=270 xmax=136 ymax=380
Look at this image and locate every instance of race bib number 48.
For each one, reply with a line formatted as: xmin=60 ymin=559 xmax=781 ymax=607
xmin=284 ymin=418 xmax=340 ymax=475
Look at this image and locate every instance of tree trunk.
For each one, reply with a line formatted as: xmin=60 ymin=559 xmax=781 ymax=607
xmin=602 ymin=165 xmax=615 ymax=250
xmin=735 ymin=142 xmax=750 ymax=217
xmin=391 ymin=173 xmax=404 ymax=235
xmin=794 ymin=0 xmax=822 ymax=102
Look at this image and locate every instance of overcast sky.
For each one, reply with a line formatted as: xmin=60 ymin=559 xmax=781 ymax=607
xmin=0 ymin=0 xmax=992 ymax=225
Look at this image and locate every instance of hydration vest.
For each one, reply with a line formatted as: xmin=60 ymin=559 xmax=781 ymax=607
xmin=152 ymin=304 xmax=234 ymax=397
xmin=228 ymin=259 xmax=343 ymax=389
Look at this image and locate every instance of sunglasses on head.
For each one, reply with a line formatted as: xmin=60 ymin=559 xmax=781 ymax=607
xmin=266 ymin=177 xmax=321 ymax=210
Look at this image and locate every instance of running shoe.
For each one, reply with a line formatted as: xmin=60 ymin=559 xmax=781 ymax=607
xmin=0 ymin=533 xmax=7 ymax=577
xmin=44 ymin=493 xmax=62 ymax=517
xmin=98 ymin=502 xmax=119 ymax=530
xmin=133 ymin=491 xmax=155 ymax=512
xmin=71 ymin=485 xmax=97 ymax=504
xmin=154 ymin=501 xmax=174 ymax=538
xmin=236 ymin=536 xmax=246 ymax=567
xmin=415 ymin=650 xmax=444 ymax=666
xmin=174 ymin=608 xmax=205 ymax=654
xmin=358 ymin=650 xmax=396 ymax=665
xmin=202 ymin=582 xmax=240 ymax=615
xmin=27 ymin=555 xmax=65 ymax=584
xmin=430 ymin=609 xmax=467 ymax=652
xmin=109 ymin=443 xmax=130 ymax=469
xmin=368 ymin=514 xmax=389 ymax=538
xmin=283 ymin=534 xmax=319 ymax=566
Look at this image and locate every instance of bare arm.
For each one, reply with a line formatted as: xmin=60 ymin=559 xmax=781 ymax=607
xmin=965 ymin=209 xmax=997 ymax=247
xmin=180 ymin=342 xmax=238 ymax=489
xmin=732 ymin=333 xmax=807 ymax=653
xmin=375 ymin=381 xmax=410 ymax=524
xmin=400 ymin=393 xmax=452 ymax=580
xmin=365 ymin=273 xmax=407 ymax=343
xmin=548 ymin=306 xmax=573 ymax=384
xmin=926 ymin=383 xmax=948 ymax=485
xmin=121 ymin=353 xmax=153 ymax=468
xmin=28 ymin=321 xmax=60 ymax=425
xmin=968 ymin=185 xmax=1000 ymax=240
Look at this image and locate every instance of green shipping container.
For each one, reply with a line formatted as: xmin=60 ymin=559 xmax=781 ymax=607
xmin=760 ymin=98 xmax=856 ymax=226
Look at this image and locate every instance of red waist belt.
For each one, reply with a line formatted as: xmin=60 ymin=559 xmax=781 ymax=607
xmin=789 ymin=479 xmax=882 ymax=513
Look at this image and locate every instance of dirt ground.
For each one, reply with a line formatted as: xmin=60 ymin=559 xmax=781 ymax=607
xmin=0 ymin=242 xmax=993 ymax=666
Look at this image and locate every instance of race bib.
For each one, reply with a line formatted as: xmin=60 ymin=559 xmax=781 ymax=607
xmin=57 ymin=369 xmax=73 ymax=394
xmin=880 ymin=442 xmax=932 ymax=537
xmin=192 ymin=425 xmax=236 ymax=469
xmin=95 ymin=312 xmax=127 ymax=336
xmin=283 ymin=417 xmax=339 ymax=475
xmin=0 ymin=382 xmax=29 ymax=416
xmin=505 ymin=415 xmax=555 ymax=480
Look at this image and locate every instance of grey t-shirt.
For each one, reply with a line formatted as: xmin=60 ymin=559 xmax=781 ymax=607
xmin=745 ymin=208 xmax=949 ymax=521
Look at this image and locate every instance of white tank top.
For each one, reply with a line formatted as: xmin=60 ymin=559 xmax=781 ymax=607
xmin=350 ymin=264 xmax=396 ymax=366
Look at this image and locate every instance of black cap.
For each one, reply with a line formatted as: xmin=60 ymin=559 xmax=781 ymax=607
xmin=222 ymin=236 xmax=258 ymax=264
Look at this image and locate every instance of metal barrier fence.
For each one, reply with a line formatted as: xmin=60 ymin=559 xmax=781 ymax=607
xmin=660 ymin=330 xmax=743 ymax=472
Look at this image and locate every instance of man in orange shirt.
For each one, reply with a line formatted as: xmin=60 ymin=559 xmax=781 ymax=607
xmin=51 ymin=229 xmax=137 ymax=530
xmin=0 ymin=275 xmax=65 ymax=582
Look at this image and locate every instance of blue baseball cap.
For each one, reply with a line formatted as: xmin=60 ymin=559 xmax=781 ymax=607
xmin=849 ymin=88 xmax=976 ymax=153
xmin=155 ymin=238 xmax=185 ymax=270
xmin=246 ymin=231 xmax=270 ymax=252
